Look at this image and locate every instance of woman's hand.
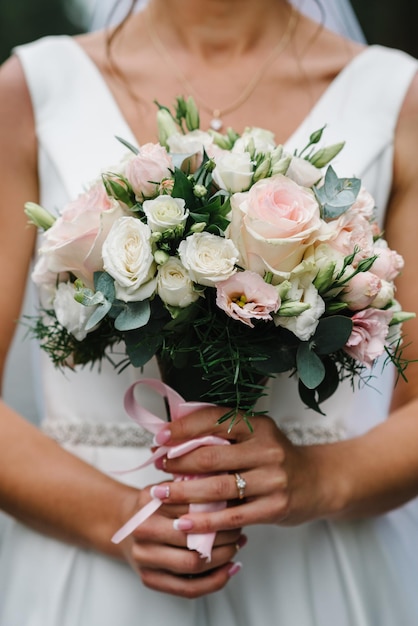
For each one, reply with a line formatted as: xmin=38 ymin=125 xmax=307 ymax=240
xmin=150 ymin=406 xmax=338 ymax=536
xmin=118 ymin=484 xmax=246 ymax=598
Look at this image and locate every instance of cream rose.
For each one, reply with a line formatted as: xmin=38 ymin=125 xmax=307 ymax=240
xmin=124 ymin=143 xmax=173 ymax=201
xmin=143 ymin=196 xmax=189 ymax=233
xmin=157 ymin=257 xmax=200 ymax=308
xmin=178 ymin=232 xmax=239 ymax=287
xmin=102 ymin=216 xmax=156 ymax=302
xmin=212 ymin=151 xmax=254 ymax=193
xmin=229 ymin=174 xmax=322 ymax=276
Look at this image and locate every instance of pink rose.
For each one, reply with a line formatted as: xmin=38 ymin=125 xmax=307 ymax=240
xmin=216 ymin=271 xmax=280 ymax=328
xmin=33 ymin=181 xmax=126 ymax=287
xmin=344 ymin=308 xmax=393 ymax=367
xmin=229 ymin=174 xmax=322 ymax=276
xmin=328 ymin=213 xmax=374 ymax=265
xmin=341 ymin=271 xmax=382 ymax=311
xmin=372 ymin=245 xmax=404 ymax=282
xmin=125 ymin=143 xmax=173 ymax=200
xmin=350 ymin=187 xmax=375 ymax=220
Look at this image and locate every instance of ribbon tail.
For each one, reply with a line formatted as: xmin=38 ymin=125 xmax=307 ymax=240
xmin=111 ymin=498 xmax=163 ymax=544
xmin=186 ymin=501 xmax=227 ymax=562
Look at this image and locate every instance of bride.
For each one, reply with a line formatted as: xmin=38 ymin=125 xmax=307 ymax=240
xmin=0 ymin=0 xmax=418 ymax=624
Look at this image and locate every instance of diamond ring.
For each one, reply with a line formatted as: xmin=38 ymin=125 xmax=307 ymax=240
xmin=234 ymin=472 xmax=247 ymax=500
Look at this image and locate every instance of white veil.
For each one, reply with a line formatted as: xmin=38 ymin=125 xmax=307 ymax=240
xmin=89 ymin=0 xmax=365 ymax=43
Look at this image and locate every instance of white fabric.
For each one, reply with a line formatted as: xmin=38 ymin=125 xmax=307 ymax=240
xmin=90 ymin=0 xmax=365 ymax=43
xmin=1 ymin=35 xmax=418 ymax=625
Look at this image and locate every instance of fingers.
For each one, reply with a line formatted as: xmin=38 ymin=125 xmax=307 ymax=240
xmin=138 ymin=561 xmax=242 ymax=598
xmin=171 ymin=495 xmax=290 ymax=534
xmin=150 ymin=467 xmax=288 ymax=505
xmin=155 ymin=406 xmax=253 ymax=446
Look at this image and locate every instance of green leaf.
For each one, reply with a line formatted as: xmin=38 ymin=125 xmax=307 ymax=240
xmin=298 ymin=380 xmax=325 ymax=415
xmin=317 ymin=358 xmax=340 ymax=403
xmin=85 ymin=300 xmax=112 ymax=330
xmin=94 ymin=272 xmax=116 ymax=302
xmin=296 ymin=342 xmax=325 ymax=389
xmin=115 ymin=136 xmax=139 ymax=154
xmin=315 ymin=166 xmax=361 ymax=219
xmin=124 ymin=328 xmax=162 ymax=367
xmin=171 ymin=168 xmax=197 ymax=209
xmin=114 ymin=300 xmax=151 ymax=331
xmin=312 ymin=316 xmax=353 ymax=354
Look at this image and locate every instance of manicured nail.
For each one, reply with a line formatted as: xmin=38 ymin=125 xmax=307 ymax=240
xmin=150 ymin=485 xmax=170 ymax=500
xmin=228 ymin=562 xmax=243 ymax=577
xmin=237 ymin=535 xmax=248 ymax=550
xmin=173 ymin=518 xmax=194 ymax=531
xmin=154 ymin=429 xmax=171 ymax=446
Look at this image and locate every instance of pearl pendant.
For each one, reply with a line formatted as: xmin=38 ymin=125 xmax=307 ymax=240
xmin=210 ymin=117 xmax=223 ymax=131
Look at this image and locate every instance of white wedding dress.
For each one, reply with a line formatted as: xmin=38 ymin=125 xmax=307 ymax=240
xmin=1 ymin=36 xmax=418 ymax=626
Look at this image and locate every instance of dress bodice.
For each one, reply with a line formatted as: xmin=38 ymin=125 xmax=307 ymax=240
xmin=14 ymin=36 xmax=418 ymax=447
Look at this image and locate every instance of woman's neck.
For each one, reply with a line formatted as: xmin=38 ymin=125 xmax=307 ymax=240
xmin=142 ymin=0 xmax=293 ymax=64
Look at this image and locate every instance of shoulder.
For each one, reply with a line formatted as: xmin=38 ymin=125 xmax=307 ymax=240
xmin=0 ymin=55 xmax=36 ymax=170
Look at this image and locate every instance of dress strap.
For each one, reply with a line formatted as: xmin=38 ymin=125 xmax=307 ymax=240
xmin=14 ymin=36 xmax=138 ymax=199
xmin=286 ymin=45 xmax=417 ymax=176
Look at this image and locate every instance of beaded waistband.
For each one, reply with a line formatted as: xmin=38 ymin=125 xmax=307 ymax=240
xmin=42 ymin=420 xmax=154 ymax=448
xmin=42 ymin=418 xmax=346 ymax=447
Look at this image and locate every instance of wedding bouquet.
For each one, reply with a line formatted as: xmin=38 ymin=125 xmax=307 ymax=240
xmin=25 ymin=96 xmax=414 ymax=427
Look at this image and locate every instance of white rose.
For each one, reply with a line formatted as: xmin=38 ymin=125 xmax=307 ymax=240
xmin=233 ymin=127 xmax=276 ymax=154
xmin=157 ymin=257 xmax=200 ymax=307
xmin=54 ymin=282 xmax=98 ymax=341
xmin=143 ymin=196 xmax=189 ymax=233
xmin=286 ymin=156 xmax=322 ymax=188
xmin=178 ymin=232 xmax=239 ymax=287
xmin=212 ymin=151 xmax=253 ymax=193
xmin=102 ymin=216 xmax=156 ymax=302
xmin=274 ymin=281 xmax=325 ymax=340
xmin=167 ymin=130 xmax=214 ymax=155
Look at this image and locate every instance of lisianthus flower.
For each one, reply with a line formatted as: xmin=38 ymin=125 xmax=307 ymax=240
xmin=216 ymin=271 xmax=280 ymax=327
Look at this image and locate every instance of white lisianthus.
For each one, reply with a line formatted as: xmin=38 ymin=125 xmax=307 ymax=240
xmin=286 ymin=156 xmax=322 ymax=188
xmin=167 ymin=130 xmax=213 ymax=155
xmin=274 ymin=280 xmax=325 ymax=340
xmin=232 ymin=127 xmax=276 ymax=154
xmin=157 ymin=257 xmax=200 ymax=308
xmin=371 ymin=279 xmax=395 ymax=309
xmin=178 ymin=232 xmax=239 ymax=287
xmin=54 ymin=282 xmax=98 ymax=341
xmin=143 ymin=196 xmax=189 ymax=234
xmin=212 ymin=151 xmax=253 ymax=193
xmin=102 ymin=216 xmax=156 ymax=302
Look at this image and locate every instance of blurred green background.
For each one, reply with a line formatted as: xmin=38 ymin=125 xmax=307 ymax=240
xmin=0 ymin=0 xmax=417 ymax=63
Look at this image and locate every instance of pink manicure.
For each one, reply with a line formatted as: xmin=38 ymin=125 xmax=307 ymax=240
xmin=155 ymin=429 xmax=171 ymax=446
xmin=150 ymin=485 xmax=170 ymax=500
xmin=173 ymin=518 xmax=194 ymax=531
xmin=228 ymin=562 xmax=243 ymax=578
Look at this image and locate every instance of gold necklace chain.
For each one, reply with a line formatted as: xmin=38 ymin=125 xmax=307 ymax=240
xmin=145 ymin=5 xmax=298 ymax=130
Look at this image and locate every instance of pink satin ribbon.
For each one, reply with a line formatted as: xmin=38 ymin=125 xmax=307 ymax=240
xmin=111 ymin=378 xmax=229 ymax=561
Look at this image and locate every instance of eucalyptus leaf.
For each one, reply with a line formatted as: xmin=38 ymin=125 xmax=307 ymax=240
xmin=114 ymin=300 xmax=151 ymax=331
xmin=94 ymin=272 xmax=116 ymax=302
xmin=313 ymin=316 xmax=353 ymax=354
xmin=317 ymin=358 xmax=340 ymax=403
xmin=85 ymin=300 xmax=112 ymax=330
xmin=296 ymin=342 xmax=325 ymax=389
